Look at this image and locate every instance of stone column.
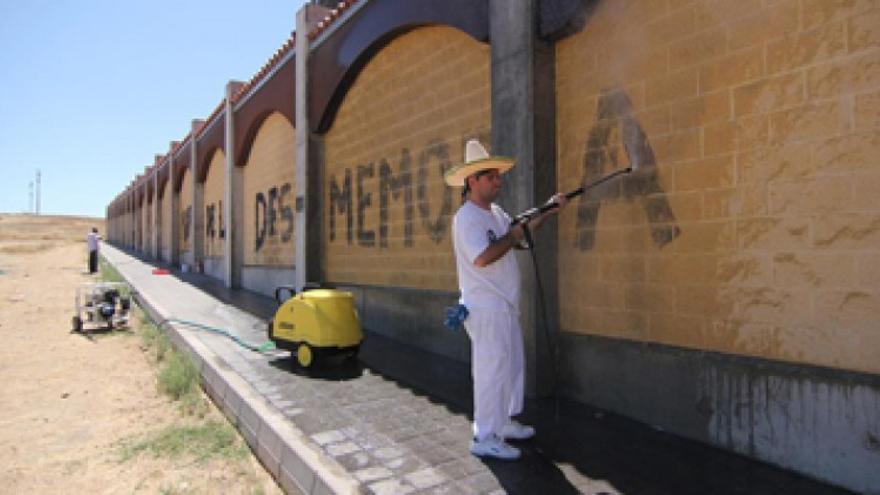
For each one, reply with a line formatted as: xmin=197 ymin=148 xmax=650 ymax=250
xmin=489 ymin=0 xmax=559 ymax=397
xmin=169 ymin=141 xmax=181 ymax=267
xmin=224 ymin=80 xmax=245 ymax=288
xmin=295 ymin=3 xmax=330 ymax=290
xmin=152 ymin=157 xmax=161 ymax=259
xmin=189 ymin=140 xmax=205 ymax=272
xmin=139 ymin=180 xmax=146 ymax=253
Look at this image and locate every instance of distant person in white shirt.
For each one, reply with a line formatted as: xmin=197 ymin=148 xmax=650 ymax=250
xmin=86 ymin=227 xmax=101 ymax=274
xmin=445 ymin=139 xmax=567 ymax=461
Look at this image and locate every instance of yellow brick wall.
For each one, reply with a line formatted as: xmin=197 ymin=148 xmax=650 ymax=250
xmin=203 ymin=150 xmax=226 ymax=259
xmin=323 ymin=26 xmax=491 ymax=290
xmin=178 ymin=168 xmax=192 ymax=253
xmin=243 ymin=112 xmax=296 ymax=266
xmin=556 ymin=0 xmax=880 ymax=374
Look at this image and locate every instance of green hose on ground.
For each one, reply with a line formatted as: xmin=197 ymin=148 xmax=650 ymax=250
xmin=159 ymin=318 xmax=276 ymax=353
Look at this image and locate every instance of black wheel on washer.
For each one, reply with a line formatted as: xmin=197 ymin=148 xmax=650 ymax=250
xmin=72 ymin=316 xmax=83 ymax=332
xmin=345 ymin=345 xmax=361 ymax=362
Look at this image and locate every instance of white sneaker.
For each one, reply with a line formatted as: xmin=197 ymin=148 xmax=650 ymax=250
xmin=501 ymin=420 xmax=535 ymax=440
xmin=470 ymin=434 xmax=521 ymax=460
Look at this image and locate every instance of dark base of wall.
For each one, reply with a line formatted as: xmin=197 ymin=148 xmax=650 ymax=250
xmin=336 ymin=284 xmax=471 ymax=364
xmin=558 ymin=332 xmax=880 ymax=494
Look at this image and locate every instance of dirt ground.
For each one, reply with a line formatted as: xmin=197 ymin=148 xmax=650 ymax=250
xmin=0 ymin=214 xmax=284 ymax=494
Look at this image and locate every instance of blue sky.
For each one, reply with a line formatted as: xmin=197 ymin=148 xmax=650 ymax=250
xmin=0 ymin=0 xmax=307 ymax=218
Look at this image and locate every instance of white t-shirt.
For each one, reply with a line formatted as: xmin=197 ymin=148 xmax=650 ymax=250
xmin=452 ymin=201 xmax=520 ymax=313
xmin=86 ymin=232 xmax=100 ymax=252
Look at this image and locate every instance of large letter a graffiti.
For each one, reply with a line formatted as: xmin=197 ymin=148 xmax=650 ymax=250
xmin=577 ymin=89 xmax=681 ymax=250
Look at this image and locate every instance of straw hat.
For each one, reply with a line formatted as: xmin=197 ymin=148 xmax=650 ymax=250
xmin=443 ymin=139 xmax=514 ymax=187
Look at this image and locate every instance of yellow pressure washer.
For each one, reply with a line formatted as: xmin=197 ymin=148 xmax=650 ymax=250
xmin=268 ymin=285 xmax=363 ymax=367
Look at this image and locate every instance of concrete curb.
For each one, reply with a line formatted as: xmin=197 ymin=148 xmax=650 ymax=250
xmin=131 ymin=281 xmax=362 ymax=495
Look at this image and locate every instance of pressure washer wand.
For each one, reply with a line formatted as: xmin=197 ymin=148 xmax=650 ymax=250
xmin=511 ymin=167 xmax=633 ymax=225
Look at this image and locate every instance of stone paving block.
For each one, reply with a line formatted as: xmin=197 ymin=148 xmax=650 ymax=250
xmin=312 ymin=429 xmax=346 ymax=446
xmin=372 ymin=446 xmax=405 ymax=460
xmin=354 ymin=466 xmax=393 ymax=483
xmin=424 ymin=429 xmax=464 ymax=449
xmin=459 ymin=472 xmax=504 ymax=494
xmin=354 ymin=432 xmax=392 ymax=451
xmin=284 ymin=407 xmax=304 ymax=417
xmin=295 ymin=412 xmax=333 ymax=434
xmin=336 ymin=450 xmax=376 ymax=471
xmin=400 ymin=436 xmax=432 ymax=453
xmin=272 ymin=399 xmax=294 ymax=409
xmin=387 ymin=426 xmax=420 ymax=442
xmin=412 ymin=482 xmax=459 ymax=495
xmin=368 ymin=478 xmax=417 ymax=495
xmin=417 ymin=446 xmax=457 ymax=465
xmin=435 ymin=459 xmax=480 ymax=480
xmin=404 ymin=467 xmax=446 ymax=490
xmin=327 ymin=441 xmax=361 ymax=457
xmin=384 ymin=455 xmax=428 ymax=477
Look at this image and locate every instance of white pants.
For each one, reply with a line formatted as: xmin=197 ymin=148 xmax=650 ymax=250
xmin=464 ymin=307 xmax=525 ymax=441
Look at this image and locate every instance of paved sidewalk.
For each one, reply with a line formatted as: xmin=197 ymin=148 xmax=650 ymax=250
xmin=102 ymin=244 xmax=856 ymax=495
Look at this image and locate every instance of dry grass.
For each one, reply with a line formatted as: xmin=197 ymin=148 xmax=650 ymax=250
xmin=0 ymin=214 xmax=104 ymax=254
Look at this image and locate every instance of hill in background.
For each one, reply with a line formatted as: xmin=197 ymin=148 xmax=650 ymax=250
xmin=0 ymin=213 xmax=105 ymax=255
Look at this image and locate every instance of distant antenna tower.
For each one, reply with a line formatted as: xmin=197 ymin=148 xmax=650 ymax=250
xmin=35 ymin=169 xmax=41 ymax=215
xmin=29 ymin=181 xmax=34 ymax=213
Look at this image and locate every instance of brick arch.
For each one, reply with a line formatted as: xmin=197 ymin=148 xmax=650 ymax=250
xmin=309 ymin=0 xmax=489 ymax=134
xmin=195 ymin=113 xmax=226 ymax=183
xmin=197 ymin=146 xmax=224 ymax=183
xmin=236 ymin=110 xmax=294 ymax=168
xmin=322 ymin=24 xmax=491 ymax=290
xmin=172 ymin=141 xmax=192 ymax=194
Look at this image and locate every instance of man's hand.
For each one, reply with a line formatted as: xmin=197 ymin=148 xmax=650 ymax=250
xmin=509 ymin=223 xmax=525 ymax=243
xmin=474 ymin=224 xmax=525 ymax=267
xmin=545 ymin=193 xmax=568 ymax=212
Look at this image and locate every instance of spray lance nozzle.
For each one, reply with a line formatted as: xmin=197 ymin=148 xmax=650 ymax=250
xmin=510 ymin=167 xmax=633 ymax=226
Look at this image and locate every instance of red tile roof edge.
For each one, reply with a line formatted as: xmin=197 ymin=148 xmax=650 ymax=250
xmin=197 ymin=100 xmax=225 ymax=140
xmin=308 ymin=0 xmax=361 ymax=41
xmin=232 ymin=32 xmax=297 ymax=105
xmin=170 ymin=133 xmax=192 ymax=160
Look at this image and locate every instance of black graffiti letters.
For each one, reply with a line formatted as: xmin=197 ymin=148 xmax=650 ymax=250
xmin=418 ymin=140 xmax=453 ymax=244
xmin=328 ymin=141 xmax=452 ymax=247
xmin=329 ymin=170 xmax=353 ymax=244
xmin=206 ymin=204 xmax=213 ymax=237
xmin=255 ymin=193 xmax=266 ymax=250
xmin=255 ymin=183 xmax=294 ymax=251
xmin=279 ymin=183 xmax=293 ymax=242
xmin=379 ymin=152 xmax=413 ymax=247
xmin=205 ymin=200 xmax=225 ymax=240
xmin=576 ymin=89 xmax=680 ymax=250
xmin=182 ymin=205 xmax=192 ymax=242
xmin=357 ymin=163 xmax=376 ymax=247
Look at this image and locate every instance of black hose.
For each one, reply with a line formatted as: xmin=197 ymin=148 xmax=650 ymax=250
xmin=521 ymin=223 xmax=560 ymax=422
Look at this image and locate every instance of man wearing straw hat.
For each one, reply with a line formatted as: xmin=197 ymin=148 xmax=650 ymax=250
xmin=445 ymin=139 xmax=567 ymax=460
